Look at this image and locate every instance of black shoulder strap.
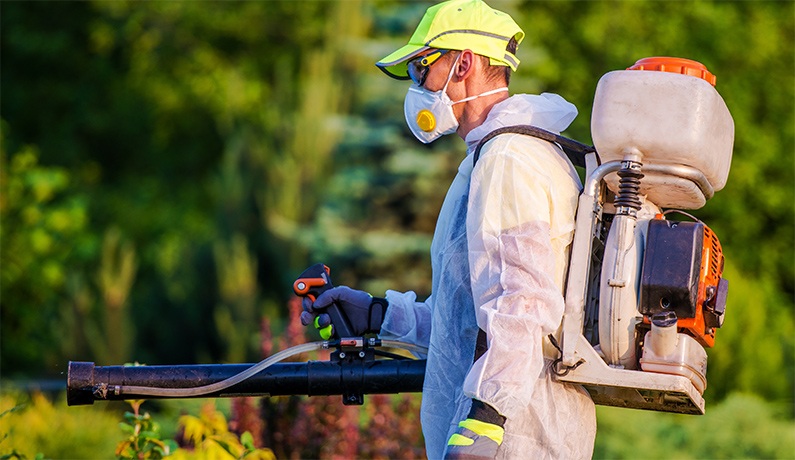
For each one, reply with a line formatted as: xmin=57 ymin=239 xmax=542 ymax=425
xmin=472 ymin=124 xmax=595 ymax=168
xmin=470 ymin=125 xmax=595 ymax=364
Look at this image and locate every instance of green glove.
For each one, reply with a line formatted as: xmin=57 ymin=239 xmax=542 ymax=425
xmin=445 ymin=400 xmax=506 ymax=460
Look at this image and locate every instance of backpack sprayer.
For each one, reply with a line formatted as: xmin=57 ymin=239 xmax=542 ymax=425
xmin=67 ymin=57 xmax=733 ymax=416
xmin=553 ymin=57 xmax=733 ymax=414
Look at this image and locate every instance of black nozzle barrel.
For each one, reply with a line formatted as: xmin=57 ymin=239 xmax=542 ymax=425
xmin=67 ymin=359 xmax=425 ymax=406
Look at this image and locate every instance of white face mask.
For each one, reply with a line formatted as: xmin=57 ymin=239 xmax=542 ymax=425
xmin=404 ymin=54 xmax=508 ymax=144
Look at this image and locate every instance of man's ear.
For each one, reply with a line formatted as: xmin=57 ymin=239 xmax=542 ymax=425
xmin=454 ymin=49 xmax=476 ymax=81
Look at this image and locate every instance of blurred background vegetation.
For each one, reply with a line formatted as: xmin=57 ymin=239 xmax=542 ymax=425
xmin=1 ymin=0 xmax=793 ymax=458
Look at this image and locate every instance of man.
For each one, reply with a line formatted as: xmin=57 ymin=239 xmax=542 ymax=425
xmin=301 ymin=0 xmax=597 ymax=458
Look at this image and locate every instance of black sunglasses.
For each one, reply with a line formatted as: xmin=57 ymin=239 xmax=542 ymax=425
xmin=407 ymin=49 xmax=451 ymax=87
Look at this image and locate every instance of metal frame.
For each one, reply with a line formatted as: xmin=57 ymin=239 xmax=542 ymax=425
xmin=556 ymin=154 xmax=710 ymax=415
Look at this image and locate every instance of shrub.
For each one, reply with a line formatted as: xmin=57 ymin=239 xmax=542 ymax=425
xmin=0 ymin=391 xmax=119 ymax=459
xmin=593 ymin=392 xmax=795 ymax=459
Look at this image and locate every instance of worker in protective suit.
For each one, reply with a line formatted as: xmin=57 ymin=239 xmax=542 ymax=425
xmin=301 ymin=0 xmax=597 ymax=458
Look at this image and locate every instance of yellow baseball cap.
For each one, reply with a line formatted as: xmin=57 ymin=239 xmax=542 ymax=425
xmin=376 ymin=0 xmax=525 ymax=80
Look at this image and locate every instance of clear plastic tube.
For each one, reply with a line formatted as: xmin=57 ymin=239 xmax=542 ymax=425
xmin=119 ymin=341 xmax=324 ymax=398
xmin=381 ymin=340 xmax=428 ymax=356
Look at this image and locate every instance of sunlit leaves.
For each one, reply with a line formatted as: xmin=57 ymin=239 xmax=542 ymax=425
xmin=175 ymin=402 xmax=275 ymax=460
xmin=0 ymin=392 xmax=119 ymax=458
xmin=0 ymin=143 xmax=96 ymax=371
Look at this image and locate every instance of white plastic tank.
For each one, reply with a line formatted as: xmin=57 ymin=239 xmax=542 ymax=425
xmin=591 ymin=57 xmax=735 ymax=209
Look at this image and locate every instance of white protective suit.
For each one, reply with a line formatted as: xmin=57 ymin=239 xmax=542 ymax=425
xmin=380 ymin=93 xmax=597 ymax=459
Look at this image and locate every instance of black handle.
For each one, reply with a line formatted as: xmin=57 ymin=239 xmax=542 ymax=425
xmin=293 ymin=263 xmax=355 ymax=338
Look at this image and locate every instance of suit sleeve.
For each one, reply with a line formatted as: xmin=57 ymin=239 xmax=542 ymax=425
xmin=379 ymin=290 xmax=432 ymax=355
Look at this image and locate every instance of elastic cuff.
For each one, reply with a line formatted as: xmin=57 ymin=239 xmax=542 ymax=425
xmin=368 ymin=297 xmax=388 ymax=332
xmin=468 ymin=399 xmax=506 ymax=428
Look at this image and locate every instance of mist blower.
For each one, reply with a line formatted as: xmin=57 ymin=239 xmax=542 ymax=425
xmin=68 ymin=57 xmax=733 ymax=416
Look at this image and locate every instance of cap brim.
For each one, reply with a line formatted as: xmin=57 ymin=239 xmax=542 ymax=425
xmin=375 ymin=44 xmax=429 ymax=80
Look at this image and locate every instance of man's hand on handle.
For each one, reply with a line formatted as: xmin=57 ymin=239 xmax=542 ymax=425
xmin=300 ymin=286 xmax=388 ymax=339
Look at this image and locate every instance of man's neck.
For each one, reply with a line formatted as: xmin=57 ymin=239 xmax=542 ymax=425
xmin=457 ymin=90 xmax=510 ymax=140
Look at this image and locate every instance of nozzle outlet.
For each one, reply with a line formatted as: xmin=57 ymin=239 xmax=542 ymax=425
xmin=67 ymin=361 xmax=96 ymax=406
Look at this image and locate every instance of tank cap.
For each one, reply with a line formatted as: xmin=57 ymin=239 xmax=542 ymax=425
xmin=628 ymin=57 xmax=717 ymax=86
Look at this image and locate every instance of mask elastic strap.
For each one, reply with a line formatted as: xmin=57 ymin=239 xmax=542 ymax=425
xmin=452 ymin=87 xmax=509 ymax=106
xmin=443 ymin=52 xmax=508 ymax=105
xmin=440 ymin=53 xmax=508 ymax=104
xmin=441 ymin=53 xmax=462 ymax=93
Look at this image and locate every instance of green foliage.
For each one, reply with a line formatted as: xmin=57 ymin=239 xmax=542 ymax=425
xmin=114 ymin=398 xmax=273 ymax=460
xmin=594 ymin=393 xmax=795 ymax=459
xmin=213 ymin=234 xmax=261 ymax=363
xmin=0 ymin=393 xmax=273 ymax=459
xmin=707 ymin=261 xmax=795 ymax=407
xmin=116 ymin=400 xmax=178 ymax=459
xmin=4 ymin=390 xmax=792 ymax=460
xmin=0 ymin=403 xmax=43 ymax=460
xmin=0 ymin=138 xmax=98 ymax=374
xmin=0 ymin=392 xmax=119 ymax=458
xmin=92 ymin=228 xmax=138 ymax=365
xmin=172 ymin=402 xmax=275 ymax=460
